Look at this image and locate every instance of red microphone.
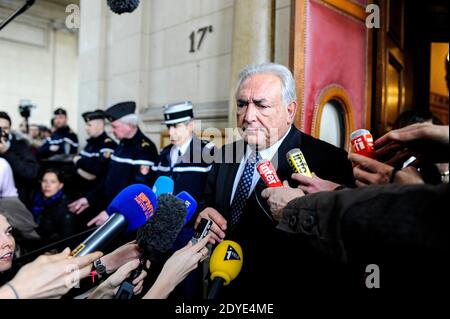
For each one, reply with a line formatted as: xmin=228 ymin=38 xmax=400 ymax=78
xmin=256 ymin=159 xmax=283 ymax=187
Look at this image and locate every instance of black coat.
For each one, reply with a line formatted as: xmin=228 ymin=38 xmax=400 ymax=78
xmin=280 ymin=183 xmax=450 ymax=289
xmin=86 ymin=128 xmax=158 ymax=209
xmin=33 ymin=193 xmax=80 ymax=245
xmin=76 ymin=131 xmax=117 ymax=181
xmin=202 ymin=126 xmax=355 ymax=298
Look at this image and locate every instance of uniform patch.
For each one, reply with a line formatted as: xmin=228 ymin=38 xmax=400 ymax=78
xmin=140 ymin=165 xmax=150 ymax=175
xmin=141 ymin=140 xmax=150 ymax=148
xmin=103 ymin=151 xmax=111 ymax=159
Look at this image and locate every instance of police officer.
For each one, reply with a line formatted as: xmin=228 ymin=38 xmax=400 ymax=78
xmin=154 ymin=101 xmax=216 ymax=299
xmin=68 ymin=101 xmax=158 ymax=225
xmin=72 ymin=109 xmax=117 ymax=198
xmin=37 ymin=108 xmax=79 ymax=159
xmin=155 ymin=101 xmax=215 ymax=202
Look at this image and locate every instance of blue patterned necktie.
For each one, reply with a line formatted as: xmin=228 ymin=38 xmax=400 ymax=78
xmin=230 ymin=151 xmax=261 ymax=228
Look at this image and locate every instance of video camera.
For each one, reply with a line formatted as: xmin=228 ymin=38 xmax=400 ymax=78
xmin=18 ymin=99 xmax=35 ymax=119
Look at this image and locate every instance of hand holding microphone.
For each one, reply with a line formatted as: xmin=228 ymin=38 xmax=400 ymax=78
xmin=88 ymin=259 xmax=148 ymax=299
xmin=195 ymin=207 xmax=227 ymax=244
xmin=71 ymin=184 xmax=158 ymax=257
xmin=142 ymin=235 xmax=210 ymax=299
xmin=261 ymin=181 xmax=304 ymax=221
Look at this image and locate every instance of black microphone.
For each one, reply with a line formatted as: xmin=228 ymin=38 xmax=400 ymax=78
xmin=114 ymin=193 xmax=187 ymax=299
xmin=0 ymin=0 xmax=35 ymax=31
xmin=106 ymin=0 xmax=140 ymax=15
xmin=136 ymin=193 xmax=188 ymax=262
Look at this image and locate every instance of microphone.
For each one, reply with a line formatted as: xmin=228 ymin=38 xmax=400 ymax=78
xmin=107 ymin=0 xmax=140 ymax=15
xmin=256 ymin=159 xmax=283 ymax=187
xmin=207 ymin=240 xmax=243 ymax=299
xmin=71 ymin=184 xmax=157 ymax=257
xmin=286 ymin=148 xmax=312 ymax=177
xmin=115 ymin=193 xmax=188 ymax=299
xmin=0 ymin=0 xmax=35 ymax=31
xmin=152 ymin=176 xmax=174 ymax=196
xmin=136 ymin=193 xmax=188 ymax=263
xmin=175 ymin=191 xmax=197 ymax=224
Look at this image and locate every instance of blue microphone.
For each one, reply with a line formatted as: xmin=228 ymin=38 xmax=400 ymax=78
xmin=176 ymin=191 xmax=197 ymax=225
xmin=152 ymin=176 xmax=174 ymax=196
xmin=72 ymin=184 xmax=158 ymax=256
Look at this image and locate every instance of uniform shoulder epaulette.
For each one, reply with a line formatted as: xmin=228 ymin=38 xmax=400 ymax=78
xmin=141 ymin=139 xmax=150 ymax=148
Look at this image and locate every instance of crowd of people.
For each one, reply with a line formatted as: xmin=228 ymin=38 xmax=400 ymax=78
xmin=0 ymin=62 xmax=448 ymax=299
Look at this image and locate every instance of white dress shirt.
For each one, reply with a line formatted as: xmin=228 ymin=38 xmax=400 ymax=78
xmin=170 ymin=137 xmax=192 ymax=167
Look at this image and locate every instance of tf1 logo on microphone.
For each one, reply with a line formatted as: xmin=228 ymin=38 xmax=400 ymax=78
xmin=225 ymin=245 xmax=241 ymax=261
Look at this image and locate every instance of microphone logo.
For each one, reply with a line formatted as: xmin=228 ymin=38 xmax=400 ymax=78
xmin=286 ymin=148 xmax=312 ymax=177
xmin=257 ymin=160 xmax=283 ymax=187
xmin=225 ymin=245 xmax=241 ymax=261
xmin=134 ymin=192 xmax=156 ymax=220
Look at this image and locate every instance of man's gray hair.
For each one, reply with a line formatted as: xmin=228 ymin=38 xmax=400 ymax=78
xmin=118 ymin=114 xmax=139 ymax=127
xmin=234 ymin=63 xmax=297 ymax=107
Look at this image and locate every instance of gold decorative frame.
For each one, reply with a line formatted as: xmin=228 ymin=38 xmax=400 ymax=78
xmin=311 ymin=85 xmax=355 ymax=150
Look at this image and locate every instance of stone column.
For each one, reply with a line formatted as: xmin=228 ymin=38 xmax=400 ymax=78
xmin=78 ymin=0 xmax=109 ymax=144
xmin=228 ymin=0 xmax=274 ymax=127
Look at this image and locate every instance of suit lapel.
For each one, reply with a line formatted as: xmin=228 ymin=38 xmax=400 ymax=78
xmin=221 ymin=140 xmax=245 ymax=212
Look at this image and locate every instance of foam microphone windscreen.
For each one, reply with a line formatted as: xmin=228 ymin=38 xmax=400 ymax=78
xmin=106 ymin=184 xmax=158 ymax=232
xmin=107 ymin=0 xmax=140 ymax=15
xmin=136 ymin=193 xmax=187 ymax=262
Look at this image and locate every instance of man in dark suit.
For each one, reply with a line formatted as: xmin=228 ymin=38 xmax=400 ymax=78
xmin=196 ymin=63 xmax=355 ymax=298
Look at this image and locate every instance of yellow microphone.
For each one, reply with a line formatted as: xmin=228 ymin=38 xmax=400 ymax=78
xmin=286 ymin=148 xmax=312 ymax=177
xmin=207 ymin=240 xmax=243 ymax=299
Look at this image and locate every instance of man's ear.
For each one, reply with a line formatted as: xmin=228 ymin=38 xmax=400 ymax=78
xmin=188 ymin=120 xmax=195 ymax=130
xmin=286 ymin=101 xmax=297 ymax=124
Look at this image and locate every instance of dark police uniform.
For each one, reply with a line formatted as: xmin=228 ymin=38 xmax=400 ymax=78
xmin=37 ymin=108 xmax=78 ymax=159
xmin=85 ymin=102 xmax=158 ymax=210
xmin=154 ymin=135 xmax=215 ymax=205
xmin=77 ymin=131 xmax=117 ymax=180
xmin=76 ymin=110 xmax=117 ymax=185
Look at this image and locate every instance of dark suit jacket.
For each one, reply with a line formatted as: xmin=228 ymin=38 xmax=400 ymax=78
xmin=202 ymin=126 xmax=355 ymax=298
xmin=280 ymin=183 xmax=450 ymax=290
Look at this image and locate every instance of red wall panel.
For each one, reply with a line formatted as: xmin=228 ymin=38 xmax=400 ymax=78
xmin=301 ymin=0 xmax=367 ymax=134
